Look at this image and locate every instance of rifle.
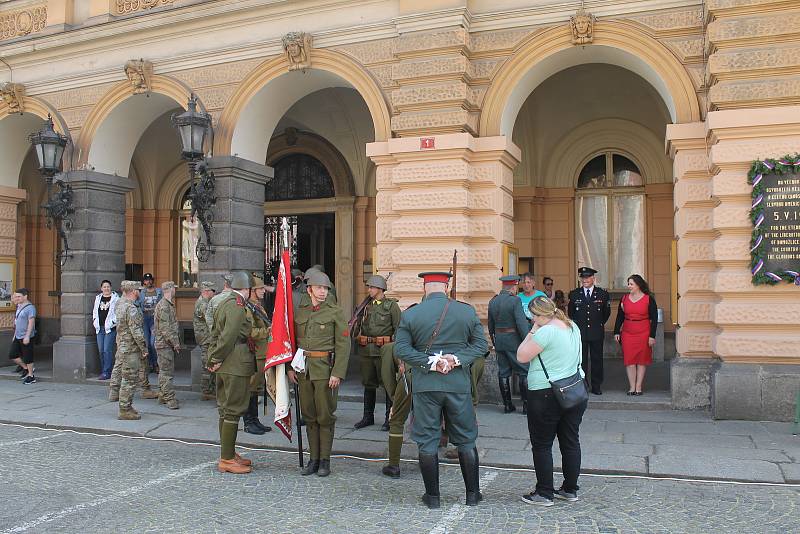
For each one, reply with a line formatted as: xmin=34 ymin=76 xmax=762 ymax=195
xmin=449 ymin=250 xmax=458 ymax=300
xmin=348 ymin=295 xmax=371 ymax=337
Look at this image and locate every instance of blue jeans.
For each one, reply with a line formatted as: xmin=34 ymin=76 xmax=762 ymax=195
xmin=96 ymin=328 xmax=117 ymax=377
xmin=143 ymin=314 xmax=157 ymax=368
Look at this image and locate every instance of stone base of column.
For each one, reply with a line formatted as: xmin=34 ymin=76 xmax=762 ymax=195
xmin=670 ymin=357 xmax=715 ymax=411
xmin=53 ymin=336 xmax=98 ymax=382
xmin=713 ymin=362 xmax=800 ymax=422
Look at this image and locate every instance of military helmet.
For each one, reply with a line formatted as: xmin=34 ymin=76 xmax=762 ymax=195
xmin=303 ymin=267 xmax=320 ymax=281
xmin=365 ymin=275 xmax=387 ymax=290
xmin=306 ymin=271 xmax=332 ymax=289
xmin=250 ymin=274 xmax=266 ymax=289
xmin=230 ymin=271 xmax=252 ymax=290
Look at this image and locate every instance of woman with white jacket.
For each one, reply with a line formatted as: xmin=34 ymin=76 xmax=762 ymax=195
xmin=92 ymin=280 xmax=119 ymax=380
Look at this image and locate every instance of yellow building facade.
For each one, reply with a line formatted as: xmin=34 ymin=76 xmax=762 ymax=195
xmin=0 ymin=0 xmax=798 ymax=419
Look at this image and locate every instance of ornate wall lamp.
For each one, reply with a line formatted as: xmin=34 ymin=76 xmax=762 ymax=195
xmin=171 ymin=94 xmax=216 ymax=262
xmin=29 ymin=115 xmax=73 ymax=266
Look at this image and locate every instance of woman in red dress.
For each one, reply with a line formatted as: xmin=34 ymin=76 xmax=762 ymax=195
xmin=613 ymin=275 xmax=658 ymax=395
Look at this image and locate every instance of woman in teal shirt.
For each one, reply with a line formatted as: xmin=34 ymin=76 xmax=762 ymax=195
xmin=516 ymin=296 xmax=587 ymax=507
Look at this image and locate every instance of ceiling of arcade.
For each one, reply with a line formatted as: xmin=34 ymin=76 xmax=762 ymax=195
xmin=511 ymin=63 xmax=673 ymax=188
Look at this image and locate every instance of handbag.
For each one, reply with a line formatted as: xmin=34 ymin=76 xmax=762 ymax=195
xmin=536 ymin=329 xmax=588 ymax=409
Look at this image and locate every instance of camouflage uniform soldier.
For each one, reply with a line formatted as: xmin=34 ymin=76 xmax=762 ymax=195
xmin=114 ymin=281 xmax=149 ymax=420
xmin=109 ymin=283 xmax=158 ymax=402
xmin=194 ymin=281 xmax=216 ymax=400
xmin=206 ymin=274 xmax=233 ymax=330
xmin=154 ymin=281 xmax=181 ymax=409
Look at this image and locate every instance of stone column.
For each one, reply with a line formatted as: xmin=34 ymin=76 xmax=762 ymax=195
xmin=200 ymin=156 xmax=272 ymax=282
xmin=367 ymin=133 xmax=519 ymax=316
xmin=667 ymin=122 xmax=717 ymax=411
xmin=53 ymin=171 xmax=134 ymax=381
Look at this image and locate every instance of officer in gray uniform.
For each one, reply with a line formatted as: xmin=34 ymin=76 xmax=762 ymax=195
xmin=394 ymin=272 xmax=488 ymax=509
xmin=488 ymin=275 xmax=531 ymax=414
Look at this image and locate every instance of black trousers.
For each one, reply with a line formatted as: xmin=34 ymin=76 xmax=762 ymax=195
xmin=526 ymin=388 xmax=587 ymax=499
xmin=581 ymin=339 xmax=604 ymax=390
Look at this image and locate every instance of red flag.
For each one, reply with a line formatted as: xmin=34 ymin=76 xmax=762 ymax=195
xmin=265 ymin=249 xmax=295 ymax=440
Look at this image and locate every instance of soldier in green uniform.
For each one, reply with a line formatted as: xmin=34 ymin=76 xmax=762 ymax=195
xmin=193 ymin=281 xmax=216 ymax=400
xmin=381 ymin=331 xmax=413 ymax=478
xmin=114 ymin=281 xmax=149 ymax=420
xmin=488 ymin=275 xmax=531 ymax=414
xmin=287 ymin=271 xmax=350 ymax=478
xmin=207 ymin=271 xmax=256 ymax=475
xmin=243 ymin=274 xmax=272 ymax=435
xmin=205 ymin=274 xmax=233 ymax=330
xmin=353 ymin=275 xmax=400 ymax=431
xmin=303 ymin=266 xmax=337 ymax=303
xmin=394 ymin=272 xmax=488 ymax=509
xmin=154 ymin=281 xmax=181 ymax=410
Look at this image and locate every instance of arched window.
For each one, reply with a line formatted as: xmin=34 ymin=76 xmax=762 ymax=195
xmin=266 ymin=153 xmax=335 ymax=201
xmin=179 ymin=189 xmax=200 ymax=288
xmin=576 ymin=152 xmax=645 ymax=290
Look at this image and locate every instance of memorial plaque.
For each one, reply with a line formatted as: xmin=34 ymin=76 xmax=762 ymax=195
xmin=761 ymin=172 xmax=800 ymax=273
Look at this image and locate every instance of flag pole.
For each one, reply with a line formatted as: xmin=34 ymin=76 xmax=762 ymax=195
xmin=282 ymin=217 xmax=304 ymax=468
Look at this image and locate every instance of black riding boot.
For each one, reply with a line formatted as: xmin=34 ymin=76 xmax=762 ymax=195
xmin=499 ymin=377 xmax=516 ymax=413
xmin=354 ymin=388 xmax=376 ymax=429
xmin=252 ymin=394 xmax=272 ymax=433
xmin=458 ymin=446 xmax=482 ymax=505
xmin=418 ymin=453 xmax=441 ymax=509
xmin=381 ymin=397 xmax=392 ymax=431
xmin=518 ymin=375 xmax=528 ymax=415
xmin=243 ymin=395 xmax=265 ymax=435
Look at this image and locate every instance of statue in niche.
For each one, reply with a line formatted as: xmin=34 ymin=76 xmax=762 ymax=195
xmin=181 ymin=213 xmax=200 ymax=287
xmin=570 ymin=6 xmax=595 ymax=45
xmin=282 ymin=32 xmax=312 ymax=71
xmin=124 ymin=59 xmax=153 ymax=94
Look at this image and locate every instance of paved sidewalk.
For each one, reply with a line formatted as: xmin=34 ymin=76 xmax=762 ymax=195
xmin=0 ymin=380 xmax=797 ymax=484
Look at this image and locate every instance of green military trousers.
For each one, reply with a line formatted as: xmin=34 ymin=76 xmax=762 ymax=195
xmin=411 ymin=391 xmax=477 ymax=455
xmin=216 ymin=373 xmax=250 ymax=421
xmin=249 ymin=356 xmax=266 ymax=394
xmin=156 ymin=347 xmax=176 ymax=402
xmin=386 ymin=369 xmax=412 ymax=466
xmin=298 ymin=374 xmax=339 ymax=461
xmin=118 ymin=350 xmax=142 ymax=410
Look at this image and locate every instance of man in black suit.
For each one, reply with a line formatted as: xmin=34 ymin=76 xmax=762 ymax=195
xmin=568 ymin=267 xmax=611 ymax=395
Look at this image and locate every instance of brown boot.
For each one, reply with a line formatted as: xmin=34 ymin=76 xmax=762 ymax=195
xmin=108 ymin=389 xmax=119 ymax=402
xmin=201 ymin=393 xmax=216 ymax=401
xmin=217 ymin=458 xmax=252 ymax=474
xmin=158 ymin=395 xmax=166 ymax=404
xmin=166 ymin=398 xmax=179 ymax=410
xmin=118 ymin=408 xmax=141 ymax=420
xmin=234 ymin=453 xmax=252 ymax=467
xmin=141 ymin=389 xmax=159 ymax=399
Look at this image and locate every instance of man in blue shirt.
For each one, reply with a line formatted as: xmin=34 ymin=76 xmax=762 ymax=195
xmin=9 ymin=288 xmax=37 ymax=384
xmin=518 ymin=273 xmax=546 ymax=322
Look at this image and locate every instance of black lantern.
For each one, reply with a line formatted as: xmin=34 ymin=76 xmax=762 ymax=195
xmin=30 ymin=115 xmax=74 ymax=266
xmin=172 ymin=95 xmax=216 ymax=262
xmin=29 ymin=115 xmax=67 ymax=179
xmin=171 ymin=94 xmax=211 ymax=161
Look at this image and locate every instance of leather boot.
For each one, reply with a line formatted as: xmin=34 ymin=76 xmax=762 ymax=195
xmin=499 ymin=377 xmax=516 ymax=413
xmin=218 ymin=458 xmax=251 ymax=474
xmin=243 ymin=395 xmax=265 ymax=435
xmin=518 ymin=375 xmax=528 ymax=415
xmin=301 ymin=460 xmax=320 ymax=476
xmin=418 ymin=453 xmax=441 ymax=509
xmin=234 ymin=453 xmax=252 ymax=467
xmin=108 ymin=388 xmax=119 ymax=402
xmin=354 ymin=389 xmax=376 ymax=429
xmin=381 ymin=397 xmax=392 ymax=431
xmin=458 ymin=446 xmax=482 ymax=505
xmin=141 ymin=389 xmax=159 ymax=400
xmin=252 ymin=395 xmax=272 ymax=433
xmin=317 ymin=459 xmax=331 ymax=477
xmin=118 ymin=408 xmax=140 ymax=420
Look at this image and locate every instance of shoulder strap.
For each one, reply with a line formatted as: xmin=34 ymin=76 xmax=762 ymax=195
xmin=424 ymin=299 xmax=451 ymax=353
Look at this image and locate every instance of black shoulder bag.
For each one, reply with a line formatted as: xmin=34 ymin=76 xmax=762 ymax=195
xmin=536 ymin=328 xmax=588 ymax=410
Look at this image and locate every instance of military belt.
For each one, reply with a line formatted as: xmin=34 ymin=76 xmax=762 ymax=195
xmin=495 ymin=327 xmax=517 ymax=333
xmin=305 ymin=350 xmax=332 ymax=358
xmin=357 ymin=335 xmax=393 ymax=347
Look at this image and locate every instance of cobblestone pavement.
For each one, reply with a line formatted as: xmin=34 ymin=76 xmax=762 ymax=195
xmin=1 ymin=424 xmax=798 ymax=534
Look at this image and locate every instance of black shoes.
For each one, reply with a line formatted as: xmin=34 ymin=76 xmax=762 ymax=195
xmin=243 ymin=395 xmax=266 ymax=435
xmin=591 ymin=387 xmax=602 ymax=395
xmin=317 ymin=459 xmax=330 ymax=477
xmin=382 ymin=465 xmax=401 ymax=478
xmin=499 ymin=377 xmax=516 ymax=413
xmin=422 ymin=494 xmax=440 ymax=509
xmin=23 ymin=375 xmax=37 ymax=384
xmin=300 ymin=460 xmax=320 ymax=476
xmin=354 ymin=389 xmax=376 ymax=429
